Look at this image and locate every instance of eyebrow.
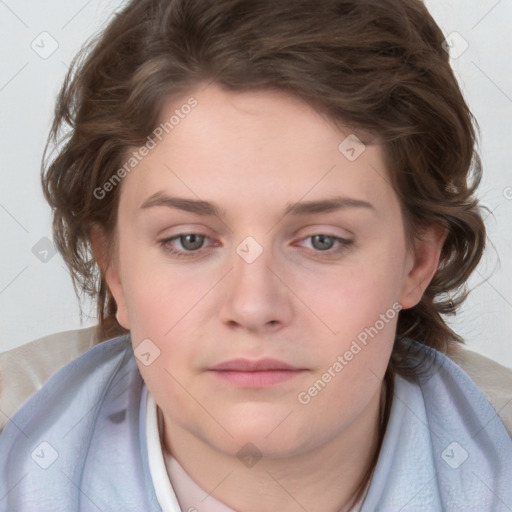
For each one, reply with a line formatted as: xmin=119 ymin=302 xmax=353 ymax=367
xmin=139 ymin=192 xmax=375 ymax=217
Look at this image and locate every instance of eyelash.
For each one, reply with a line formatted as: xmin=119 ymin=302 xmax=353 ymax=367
xmin=158 ymin=233 xmax=353 ymax=260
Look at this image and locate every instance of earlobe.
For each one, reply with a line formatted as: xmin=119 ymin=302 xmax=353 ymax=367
xmin=399 ymin=225 xmax=448 ymax=310
xmin=90 ymin=225 xmax=131 ymax=329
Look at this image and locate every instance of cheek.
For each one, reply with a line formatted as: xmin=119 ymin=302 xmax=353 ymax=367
xmin=299 ymin=243 xmax=406 ymax=339
xmin=119 ymin=242 xmax=210 ymax=336
xmin=293 ymin=238 xmax=405 ymax=399
xmin=115 ymin=245 xmax=205 ymax=401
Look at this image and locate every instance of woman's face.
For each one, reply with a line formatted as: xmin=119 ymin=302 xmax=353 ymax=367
xmin=102 ymin=83 xmax=443 ymax=459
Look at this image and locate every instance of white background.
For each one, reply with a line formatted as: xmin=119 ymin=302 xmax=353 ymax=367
xmin=1 ymin=0 xmax=511 ymax=366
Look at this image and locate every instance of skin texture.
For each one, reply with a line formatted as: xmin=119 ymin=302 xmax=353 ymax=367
xmin=95 ymin=83 xmax=446 ymax=512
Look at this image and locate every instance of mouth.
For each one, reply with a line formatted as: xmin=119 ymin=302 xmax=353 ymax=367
xmin=208 ymin=358 xmax=308 ymax=388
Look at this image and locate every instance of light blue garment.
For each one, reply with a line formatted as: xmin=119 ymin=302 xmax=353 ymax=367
xmin=0 ymin=334 xmax=510 ymax=511
xmin=361 ymin=345 xmax=512 ymax=511
xmin=0 ymin=335 xmax=160 ymax=512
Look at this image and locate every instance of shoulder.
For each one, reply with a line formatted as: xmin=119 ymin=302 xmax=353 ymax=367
xmin=446 ymin=343 xmax=512 ymax=437
xmin=0 ymin=327 xmax=97 ymax=431
xmin=0 ymin=333 xmax=136 ymax=442
xmin=0 ymin=334 xmax=154 ymax=511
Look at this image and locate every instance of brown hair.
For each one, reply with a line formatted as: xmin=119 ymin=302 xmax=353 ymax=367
xmin=42 ymin=0 xmax=485 ymax=376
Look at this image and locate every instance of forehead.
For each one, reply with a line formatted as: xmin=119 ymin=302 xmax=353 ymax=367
xmin=118 ymin=83 xmax=397 ymax=218
xmin=156 ymin=83 xmax=374 ymax=155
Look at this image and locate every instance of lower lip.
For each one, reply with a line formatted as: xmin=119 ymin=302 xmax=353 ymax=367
xmin=208 ymin=369 xmax=305 ymax=387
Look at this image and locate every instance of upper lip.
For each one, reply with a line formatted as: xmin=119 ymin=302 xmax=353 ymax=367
xmin=209 ymin=358 xmax=303 ymax=371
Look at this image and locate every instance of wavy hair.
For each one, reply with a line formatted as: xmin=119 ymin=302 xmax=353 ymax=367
xmin=41 ymin=0 xmax=486 ymax=379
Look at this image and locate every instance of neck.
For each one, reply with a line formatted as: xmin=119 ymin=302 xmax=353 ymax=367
xmin=160 ymin=379 xmax=389 ymax=512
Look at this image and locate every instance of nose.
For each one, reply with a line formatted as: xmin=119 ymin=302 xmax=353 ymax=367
xmin=218 ymin=239 xmax=293 ymax=334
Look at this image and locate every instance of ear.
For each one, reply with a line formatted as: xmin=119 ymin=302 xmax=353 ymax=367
xmin=90 ymin=224 xmax=130 ymax=329
xmin=399 ymin=224 xmax=448 ymax=310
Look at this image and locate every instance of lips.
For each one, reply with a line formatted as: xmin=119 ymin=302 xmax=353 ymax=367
xmin=210 ymin=358 xmax=301 ymax=371
xmin=208 ymin=358 xmax=307 ymax=387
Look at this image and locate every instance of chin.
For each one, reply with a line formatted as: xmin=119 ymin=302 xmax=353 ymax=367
xmin=208 ymin=417 xmax=315 ymax=459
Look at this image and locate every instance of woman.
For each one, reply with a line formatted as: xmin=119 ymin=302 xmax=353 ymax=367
xmin=1 ymin=0 xmax=511 ymax=510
